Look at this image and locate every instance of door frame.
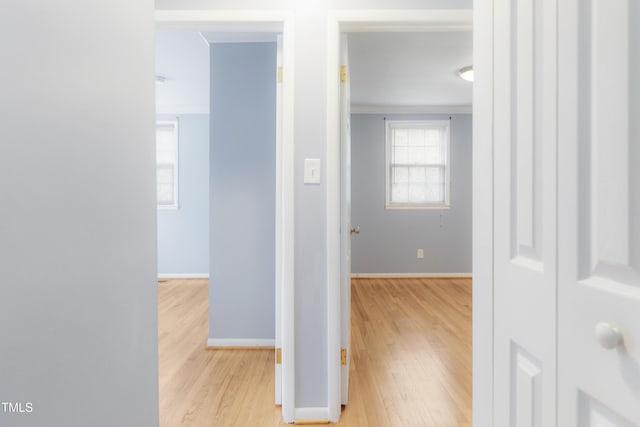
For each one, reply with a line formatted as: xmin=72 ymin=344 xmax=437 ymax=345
xmin=155 ymin=10 xmax=296 ymax=423
xmin=472 ymin=2 xmax=494 ymax=426
xmin=325 ymin=9 xmax=488 ymax=425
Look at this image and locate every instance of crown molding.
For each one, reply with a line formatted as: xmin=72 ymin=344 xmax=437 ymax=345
xmin=351 ymin=104 xmax=472 ymax=114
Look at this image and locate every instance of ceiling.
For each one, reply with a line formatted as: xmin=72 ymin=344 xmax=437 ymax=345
xmin=155 ymin=30 xmax=473 ymax=114
xmin=155 ymin=30 xmax=210 ymax=115
xmin=347 ymin=32 xmax=473 ymax=111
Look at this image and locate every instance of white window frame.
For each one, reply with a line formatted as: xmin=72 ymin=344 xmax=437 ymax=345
xmin=385 ymin=119 xmax=451 ymax=210
xmin=156 ymin=120 xmax=179 ymax=210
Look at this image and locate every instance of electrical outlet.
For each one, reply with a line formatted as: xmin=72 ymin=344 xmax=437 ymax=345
xmin=417 ymin=249 xmax=424 ymax=259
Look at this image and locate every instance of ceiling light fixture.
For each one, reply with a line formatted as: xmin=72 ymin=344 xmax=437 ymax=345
xmin=458 ymin=66 xmax=474 ymax=82
xmin=155 ymin=75 xmax=167 ymax=85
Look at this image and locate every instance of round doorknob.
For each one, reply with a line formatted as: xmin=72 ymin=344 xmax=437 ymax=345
xmin=350 ymin=226 xmax=360 ymax=235
xmin=594 ymin=322 xmax=622 ymax=350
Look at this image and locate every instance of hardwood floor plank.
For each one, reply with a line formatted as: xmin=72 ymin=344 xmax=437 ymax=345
xmin=158 ymin=277 xmax=471 ymax=426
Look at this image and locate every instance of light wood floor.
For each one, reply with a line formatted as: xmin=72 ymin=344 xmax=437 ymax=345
xmin=158 ymin=278 xmax=472 ymax=427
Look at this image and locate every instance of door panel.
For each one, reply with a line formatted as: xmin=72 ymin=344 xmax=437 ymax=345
xmin=339 ymin=33 xmax=352 ymax=405
xmin=493 ymin=0 xmax=557 ymax=425
xmin=558 ymin=0 xmax=640 ymax=424
xmin=511 ymin=346 xmax=543 ymax=427
xmin=579 ymin=393 xmax=637 ymax=427
xmin=488 ymin=0 xmax=639 ymax=424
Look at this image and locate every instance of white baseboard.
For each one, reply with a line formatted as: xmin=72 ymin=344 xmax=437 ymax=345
xmin=351 ymin=272 xmax=472 ymax=279
xmin=158 ymin=273 xmax=209 ymax=279
xmin=206 ymin=338 xmax=275 ymax=348
xmin=294 ymin=407 xmax=329 ymax=422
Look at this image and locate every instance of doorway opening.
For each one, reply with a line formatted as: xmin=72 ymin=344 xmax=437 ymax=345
xmin=340 ymin=30 xmax=473 ymax=424
xmin=154 ymin=17 xmax=295 ymax=423
xmin=330 ymin=8 xmax=473 ymax=422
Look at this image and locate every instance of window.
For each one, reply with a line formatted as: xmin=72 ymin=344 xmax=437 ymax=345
xmin=385 ymin=120 xmax=450 ymax=209
xmin=156 ymin=120 xmax=178 ymax=209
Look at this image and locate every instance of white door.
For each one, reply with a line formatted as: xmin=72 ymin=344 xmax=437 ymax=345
xmin=492 ymin=0 xmax=558 ymax=425
xmin=488 ymin=0 xmax=640 ymax=425
xmin=275 ymin=33 xmax=283 ymax=405
xmin=339 ymin=33 xmax=352 ymax=405
xmin=557 ymin=1 xmax=640 ymax=425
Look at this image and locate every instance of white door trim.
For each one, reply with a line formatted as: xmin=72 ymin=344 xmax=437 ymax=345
xmin=326 ymin=15 xmax=341 ymax=423
xmin=473 ymin=2 xmax=494 ymax=427
xmin=325 ymin=9 xmax=481 ymax=425
xmin=155 ymin=10 xmax=288 ymax=31
xmin=335 ymin=9 xmax=473 ymax=32
xmin=155 ymin=10 xmax=296 ymax=424
xmin=275 ymin=33 xmax=283 ymax=406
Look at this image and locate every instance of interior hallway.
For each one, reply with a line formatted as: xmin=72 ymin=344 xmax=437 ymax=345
xmin=158 ymin=278 xmax=471 ymax=426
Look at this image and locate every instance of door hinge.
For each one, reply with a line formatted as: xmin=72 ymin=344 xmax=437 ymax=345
xmin=341 ymin=348 xmax=347 ymax=365
xmin=277 ymin=66 xmax=283 ymax=83
xmin=276 ymin=348 xmax=282 ymax=364
xmin=340 ymin=65 xmax=347 ymax=83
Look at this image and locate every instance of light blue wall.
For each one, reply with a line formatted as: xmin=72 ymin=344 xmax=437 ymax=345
xmin=293 ymin=17 xmax=329 ymax=407
xmin=210 ymin=42 xmax=276 ymax=340
xmin=351 ymin=114 xmax=472 ymax=274
xmin=157 ymin=114 xmax=209 ymax=276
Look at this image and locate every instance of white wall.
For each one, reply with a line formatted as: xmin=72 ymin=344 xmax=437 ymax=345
xmin=156 ymin=30 xmax=210 ymax=115
xmin=293 ymin=15 xmax=330 ymax=407
xmin=0 ymin=1 xmax=158 ymax=426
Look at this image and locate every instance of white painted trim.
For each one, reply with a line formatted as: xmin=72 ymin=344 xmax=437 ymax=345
xmin=334 ymin=10 xmax=473 ymax=32
xmin=156 ymin=205 xmax=179 ymax=211
xmin=351 ymin=273 xmax=472 ymax=279
xmin=338 ymin=32 xmax=352 ymax=408
xmin=384 ymin=119 xmax=451 ymax=209
xmin=206 ymin=338 xmax=275 ymax=348
xmin=351 ymin=104 xmax=472 ymax=114
xmin=325 ymin=13 xmax=341 ymax=424
xmin=202 ymin=32 xmax=278 ymax=43
xmin=280 ymin=15 xmax=296 ymax=425
xmin=197 ymin=31 xmax=210 ymax=48
xmin=156 ymin=119 xmax=180 ymax=210
xmin=155 ymin=10 xmax=287 ymax=31
xmin=156 ymin=105 xmax=209 ymax=115
xmin=294 ymin=407 xmax=330 ymax=422
xmin=384 ymin=204 xmax=451 ymax=210
xmin=274 ymin=33 xmax=283 ymax=407
xmin=472 ymin=1 xmax=494 ymax=426
xmin=157 ymin=273 xmax=209 ymax=279
xmin=154 ymin=10 xmax=296 ymax=425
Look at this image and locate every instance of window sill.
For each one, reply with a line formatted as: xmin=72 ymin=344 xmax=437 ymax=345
xmin=158 ymin=205 xmax=179 ymax=211
xmin=385 ymin=204 xmax=450 ymax=211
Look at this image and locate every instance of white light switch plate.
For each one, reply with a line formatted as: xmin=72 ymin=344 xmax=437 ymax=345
xmin=304 ymin=158 xmax=321 ymax=184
